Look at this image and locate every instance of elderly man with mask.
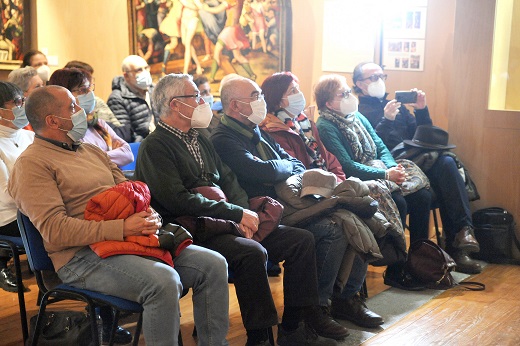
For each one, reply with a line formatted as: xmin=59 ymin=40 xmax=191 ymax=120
xmin=135 ymin=73 xmax=343 ymax=346
xmin=210 ymin=75 xmax=384 ymax=333
xmin=8 ymin=85 xmax=230 ymax=346
xmin=352 ymin=62 xmax=482 ymax=274
xmin=108 ymin=55 xmax=156 ymax=143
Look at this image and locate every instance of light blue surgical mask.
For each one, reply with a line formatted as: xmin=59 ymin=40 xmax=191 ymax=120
xmin=202 ymin=95 xmax=214 ymax=109
xmin=56 ymin=108 xmax=88 ymax=142
xmin=77 ymin=91 xmax=96 ymax=114
xmin=136 ymin=70 xmax=152 ymax=90
xmin=0 ymin=106 xmax=29 ymax=129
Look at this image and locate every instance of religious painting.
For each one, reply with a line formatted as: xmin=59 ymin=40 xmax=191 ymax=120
xmin=128 ymin=0 xmax=291 ymax=92
xmin=0 ymin=0 xmax=30 ymax=70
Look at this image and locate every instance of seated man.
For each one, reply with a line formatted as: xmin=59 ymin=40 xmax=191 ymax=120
xmin=107 ymin=55 xmax=155 ymax=143
xmin=8 ymin=86 xmax=230 ymax=346
xmin=353 ymin=61 xmax=482 ymax=274
xmin=134 ymin=73 xmax=343 ymax=345
xmin=210 ymin=76 xmax=384 ymax=330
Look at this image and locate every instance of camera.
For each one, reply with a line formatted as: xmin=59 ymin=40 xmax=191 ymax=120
xmin=395 ymin=91 xmax=418 ymax=104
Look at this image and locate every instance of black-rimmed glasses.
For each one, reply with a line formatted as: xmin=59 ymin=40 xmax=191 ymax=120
xmin=336 ymin=90 xmax=352 ymax=99
xmin=234 ymin=94 xmax=264 ymax=102
xmin=360 ymin=74 xmax=388 ymax=83
xmin=170 ymin=93 xmax=202 ymax=104
xmin=71 ymin=84 xmax=95 ymax=95
xmin=11 ymin=97 xmax=26 ymax=108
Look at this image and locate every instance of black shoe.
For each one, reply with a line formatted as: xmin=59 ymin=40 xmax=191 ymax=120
xmin=450 ymin=250 xmax=483 ymax=274
xmin=383 ymin=263 xmax=425 ymax=291
xmin=0 ymin=267 xmax=20 ymax=293
xmin=102 ymin=325 xmax=133 ymax=344
xmin=306 ymin=305 xmax=349 ymax=340
xmin=452 ymin=226 xmax=480 ymax=253
xmin=331 ymin=294 xmax=384 ymax=328
xmin=277 ymin=322 xmax=337 ymax=346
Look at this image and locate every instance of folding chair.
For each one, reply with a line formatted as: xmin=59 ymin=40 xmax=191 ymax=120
xmin=0 ymin=234 xmax=28 ymax=342
xmin=17 ymin=211 xmax=144 ymax=346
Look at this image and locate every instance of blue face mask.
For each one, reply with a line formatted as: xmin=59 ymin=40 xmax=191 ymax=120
xmin=56 ymin=108 xmax=88 ymax=142
xmin=0 ymin=106 xmax=29 ymax=129
xmin=77 ymin=91 xmax=96 ymax=114
xmin=202 ymin=95 xmax=214 ymax=109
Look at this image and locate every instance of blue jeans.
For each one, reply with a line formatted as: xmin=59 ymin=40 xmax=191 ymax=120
xmin=427 ymin=155 xmax=472 ymax=243
xmin=57 ymin=245 xmax=229 ymax=346
xmin=305 ymin=216 xmax=348 ymax=306
xmin=339 ymin=254 xmax=368 ymax=299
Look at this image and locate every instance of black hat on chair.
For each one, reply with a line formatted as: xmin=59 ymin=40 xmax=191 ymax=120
xmin=403 ymin=125 xmax=456 ymax=150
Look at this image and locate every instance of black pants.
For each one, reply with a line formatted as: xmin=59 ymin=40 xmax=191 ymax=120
xmin=0 ymin=220 xmax=20 ymax=267
xmin=392 ymin=187 xmax=432 ymax=244
xmin=198 ymin=224 xmax=318 ymax=330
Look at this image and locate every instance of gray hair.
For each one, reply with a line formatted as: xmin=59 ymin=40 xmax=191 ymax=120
xmin=8 ymin=66 xmax=38 ymax=92
xmin=152 ymin=73 xmax=192 ymax=118
xmin=220 ymin=74 xmax=250 ymax=113
xmin=121 ymin=55 xmax=147 ymax=72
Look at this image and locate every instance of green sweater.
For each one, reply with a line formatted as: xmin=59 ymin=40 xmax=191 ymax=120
xmin=316 ymin=112 xmax=397 ymax=180
xmin=135 ymin=125 xmax=248 ymax=224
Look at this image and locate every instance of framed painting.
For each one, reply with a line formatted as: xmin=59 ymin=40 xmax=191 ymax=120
xmin=0 ymin=0 xmax=30 ymax=70
xmin=128 ymin=0 xmax=291 ymax=92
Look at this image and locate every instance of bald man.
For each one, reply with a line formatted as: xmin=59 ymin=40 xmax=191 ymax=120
xmin=8 ymin=85 xmax=230 ymax=346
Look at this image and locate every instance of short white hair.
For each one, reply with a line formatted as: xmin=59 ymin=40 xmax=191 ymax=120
xmin=152 ymin=73 xmax=192 ymax=118
xmin=220 ymin=75 xmax=253 ymax=113
xmin=121 ymin=55 xmax=147 ymax=72
xmin=8 ymin=66 xmax=38 ymax=92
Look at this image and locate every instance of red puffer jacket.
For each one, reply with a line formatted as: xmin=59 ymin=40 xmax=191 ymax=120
xmin=85 ymin=180 xmax=173 ymax=267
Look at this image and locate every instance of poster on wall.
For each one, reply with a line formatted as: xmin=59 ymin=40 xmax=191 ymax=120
xmin=382 ymin=4 xmax=427 ymax=71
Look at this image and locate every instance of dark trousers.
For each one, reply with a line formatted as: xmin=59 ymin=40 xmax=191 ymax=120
xmin=198 ymin=224 xmax=318 ymax=330
xmin=0 ymin=220 xmax=20 ymax=267
xmin=392 ymin=187 xmax=432 ymax=244
xmin=427 ymin=155 xmax=472 ymax=243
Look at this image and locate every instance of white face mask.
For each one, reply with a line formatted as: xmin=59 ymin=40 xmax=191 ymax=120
xmin=135 ymin=70 xmax=152 ymax=90
xmin=177 ymin=101 xmax=213 ymax=128
xmin=56 ymin=108 xmax=88 ymax=142
xmin=367 ymin=79 xmax=386 ymax=98
xmin=36 ymin=65 xmax=51 ymax=83
xmin=339 ymin=95 xmax=358 ymax=116
xmin=283 ymin=92 xmax=306 ymax=117
xmin=78 ymin=91 xmax=96 ymax=114
xmin=238 ymin=98 xmax=267 ymax=125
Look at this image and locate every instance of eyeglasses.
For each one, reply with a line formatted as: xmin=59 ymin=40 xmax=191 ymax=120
xmin=360 ymin=74 xmax=388 ymax=83
xmin=128 ymin=66 xmax=150 ymax=74
xmin=336 ymin=90 xmax=352 ymax=99
xmin=235 ymin=94 xmax=264 ymax=102
xmin=170 ymin=93 xmax=202 ymax=104
xmin=12 ymin=97 xmax=26 ymax=108
xmin=71 ymin=84 xmax=95 ymax=95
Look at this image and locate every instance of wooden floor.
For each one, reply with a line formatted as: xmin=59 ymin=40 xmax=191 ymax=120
xmin=1 ymin=257 xmax=520 ymax=345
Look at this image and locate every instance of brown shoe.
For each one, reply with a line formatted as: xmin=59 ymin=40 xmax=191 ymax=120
xmin=306 ymin=305 xmax=349 ymax=340
xmin=450 ymin=250 xmax=484 ymax=274
xmin=452 ymin=226 xmax=480 ymax=253
xmin=331 ymin=294 xmax=384 ymax=328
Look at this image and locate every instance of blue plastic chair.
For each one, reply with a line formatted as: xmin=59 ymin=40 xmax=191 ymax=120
xmin=17 ymin=211 xmax=144 ymax=346
xmin=0 ymin=234 xmax=28 ymax=342
xmin=119 ymin=142 xmax=140 ymax=172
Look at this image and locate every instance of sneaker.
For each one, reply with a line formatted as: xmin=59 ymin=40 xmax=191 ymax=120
xmin=277 ymin=322 xmax=337 ymax=346
xmin=306 ymin=305 xmax=349 ymax=340
xmin=331 ymin=294 xmax=384 ymax=328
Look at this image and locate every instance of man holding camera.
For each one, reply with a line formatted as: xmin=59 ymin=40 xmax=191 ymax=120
xmin=352 ymin=62 xmax=483 ymax=275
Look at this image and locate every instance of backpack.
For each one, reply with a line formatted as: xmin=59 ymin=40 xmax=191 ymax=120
xmin=472 ymin=207 xmax=520 ymax=264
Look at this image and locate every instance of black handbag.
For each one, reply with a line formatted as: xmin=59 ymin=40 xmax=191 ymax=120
xmin=27 ymin=311 xmax=95 ymax=346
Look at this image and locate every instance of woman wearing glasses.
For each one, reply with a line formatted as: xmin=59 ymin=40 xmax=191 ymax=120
xmin=314 ymin=74 xmax=432 ymax=248
xmin=0 ymin=81 xmax=32 ymax=292
xmin=48 ymin=68 xmax=133 ymax=168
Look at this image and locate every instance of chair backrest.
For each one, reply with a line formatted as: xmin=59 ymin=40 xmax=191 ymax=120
xmin=17 ymin=211 xmax=55 ymax=273
xmin=119 ymin=142 xmax=140 ymax=171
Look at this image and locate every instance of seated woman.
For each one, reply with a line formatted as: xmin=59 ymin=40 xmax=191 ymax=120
xmin=0 ymin=81 xmax=32 ymax=292
xmin=313 ymin=74 xmax=432 ymax=246
xmin=48 ymin=68 xmax=133 ymax=168
xmin=261 ymin=72 xmax=405 ymax=264
xmin=8 ymin=66 xmax=44 ymax=98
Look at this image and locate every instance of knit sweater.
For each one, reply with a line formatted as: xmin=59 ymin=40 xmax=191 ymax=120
xmin=134 ymin=125 xmax=247 ymax=224
xmin=8 ymin=138 xmax=126 ymax=270
xmin=0 ymin=125 xmax=34 ymax=226
xmin=316 ymin=111 xmax=397 ymax=181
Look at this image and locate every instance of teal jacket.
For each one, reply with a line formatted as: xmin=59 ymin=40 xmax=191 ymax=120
xmin=316 ymin=111 xmax=397 ymax=181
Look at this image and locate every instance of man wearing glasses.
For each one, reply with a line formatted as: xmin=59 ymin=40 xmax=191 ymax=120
xmin=353 ymin=62 xmax=483 ymax=274
xmin=108 ymin=55 xmax=155 ymax=143
xmin=135 ymin=74 xmax=341 ymax=346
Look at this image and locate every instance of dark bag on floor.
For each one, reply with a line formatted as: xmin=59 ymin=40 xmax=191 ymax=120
xmin=472 ymin=207 xmax=520 ymax=264
xmin=27 ymin=311 xmax=94 ymax=346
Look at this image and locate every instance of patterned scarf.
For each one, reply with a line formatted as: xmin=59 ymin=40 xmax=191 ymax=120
xmin=318 ymin=108 xmax=376 ymax=164
xmin=220 ymin=114 xmax=277 ymax=161
xmin=276 ymin=110 xmax=326 ymax=170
